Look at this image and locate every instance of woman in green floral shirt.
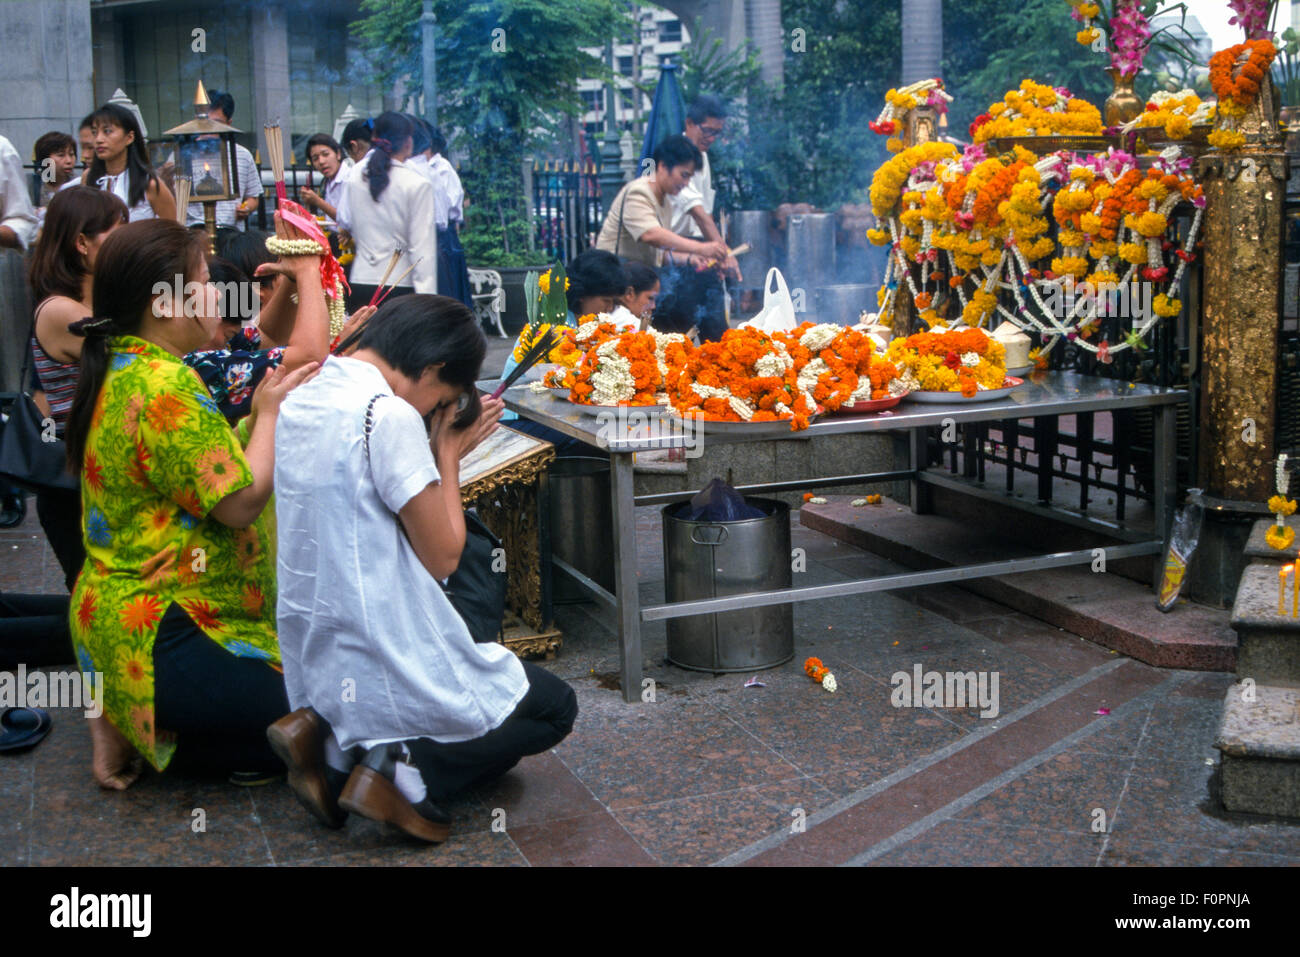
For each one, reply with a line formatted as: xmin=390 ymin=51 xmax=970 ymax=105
xmin=63 ymin=219 xmax=317 ymax=789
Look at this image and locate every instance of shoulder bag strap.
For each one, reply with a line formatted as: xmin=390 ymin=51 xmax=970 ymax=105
xmin=362 ymin=393 xmax=384 ymax=463
xmin=613 ymin=184 xmax=630 ymax=259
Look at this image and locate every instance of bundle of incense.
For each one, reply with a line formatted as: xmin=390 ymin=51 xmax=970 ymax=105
xmin=704 ymin=243 xmax=751 ymax=268
xmin=173 ymin=175 xmax=191 ymax=223
xmin=367 ymin=250 xmax=403 ymax=307
xmin=373 ymin=257 xmax=424 ymax=307
xmin=263 ymin=122 xmax=288 ymax=203
xmin=490 ymin=327 xmax=560 ymax=400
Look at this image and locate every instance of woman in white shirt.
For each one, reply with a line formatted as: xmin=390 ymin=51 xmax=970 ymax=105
xmin=340 ymin=112 xmax=437 ymax=312
xmin=82 ymin=103 xmax=175 ymax=222
xmin=269 ymin=295 xmax=578 ymax=841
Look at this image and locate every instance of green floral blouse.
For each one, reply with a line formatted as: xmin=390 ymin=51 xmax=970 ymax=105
xmin=68 ymin=335 xmax=280 ymax=770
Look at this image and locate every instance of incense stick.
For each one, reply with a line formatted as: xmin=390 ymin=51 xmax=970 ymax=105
xmin=367 ymin=250 xmax=403 ymax=307
xmin=491 ymin=328 xmax=560 ymax=399
xmin=264 ymin=123 xmax=287 ymax=203
xmin=373 ymin=257 xmax=424 ymax=306
xmin=173 ymin=175 xmax=191 ymax=222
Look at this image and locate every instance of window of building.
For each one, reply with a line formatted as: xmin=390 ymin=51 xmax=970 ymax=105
xmin=618 ymin=55 xmax=634 ymax=76
xmin=658 ymin=19 xmax=682 ymax=43
xmin=581 ymin=89 xmax=604 ymax=114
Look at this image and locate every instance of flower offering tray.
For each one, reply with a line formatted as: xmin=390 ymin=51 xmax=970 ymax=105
xmin=569 ymin=400 xmax=669 ymax=417
xmin=828 ymin=395 xmax=903 ymax=416
xmin=904 ymin=376 xmax=1026 ymax=403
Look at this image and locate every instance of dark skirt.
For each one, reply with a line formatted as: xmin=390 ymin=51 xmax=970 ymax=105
xmin=437 ymin=224 xmax=474 ymax=309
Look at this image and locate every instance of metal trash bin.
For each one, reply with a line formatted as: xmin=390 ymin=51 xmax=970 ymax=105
xmin=662 ymin=497 xmax=794 ymax=672
xmin=548 ymin=457 xmax=616 ymax=601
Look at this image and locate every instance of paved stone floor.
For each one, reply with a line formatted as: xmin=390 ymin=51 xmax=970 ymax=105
xmin=3 ymin=497 xmax=1298 ymax=867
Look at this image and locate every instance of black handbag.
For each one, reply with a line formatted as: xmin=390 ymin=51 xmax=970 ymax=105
xmin=364 ymin=394 xmax=506 ymax=644
xmin=0 ymin=329 xmax=77 ymax=493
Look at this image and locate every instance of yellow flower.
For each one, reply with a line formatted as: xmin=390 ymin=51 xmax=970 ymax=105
xmin=1208 ymin=128 xmax=1246 ymax=151
xmin=1266 ymin=524 xmax=1296 ymax=550
xmin=1268 ymin=495 xmax=1298 ymax=516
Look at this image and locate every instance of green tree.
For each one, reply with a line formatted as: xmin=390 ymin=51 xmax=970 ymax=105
xmin=715 ymin=0 xmax=901 ymax=211
xmin=352 ymin=0 xmax=634 ymax=266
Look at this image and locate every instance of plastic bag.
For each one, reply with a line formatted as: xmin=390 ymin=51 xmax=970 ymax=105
xmin=740 ymin=268 xmax=798 ymax=333
xmin=684 ymin=478 xmax=764 ymax=522
xmin=1155 ymin=489 xmax=1204 ymax=612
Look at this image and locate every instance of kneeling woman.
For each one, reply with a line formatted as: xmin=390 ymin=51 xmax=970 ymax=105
xmin=270 ymin=295 xmax=577 ymax=842
xmin=64 ymin=219 xmax=315 ymax=789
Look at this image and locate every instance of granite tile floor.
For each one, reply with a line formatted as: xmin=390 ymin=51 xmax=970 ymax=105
xmin=2 ymin=500 xmax=1297 ymax=867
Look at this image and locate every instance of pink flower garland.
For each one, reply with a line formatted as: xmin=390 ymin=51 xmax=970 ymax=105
xmin=1228 ymin=0 xmax=1275 ymax=41
xmin=1109 ymin=0 xmax=1152 ymax=77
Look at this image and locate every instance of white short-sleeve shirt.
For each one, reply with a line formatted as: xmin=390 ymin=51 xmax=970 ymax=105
xmin=274 ymin=356 xmax=528 ymax=748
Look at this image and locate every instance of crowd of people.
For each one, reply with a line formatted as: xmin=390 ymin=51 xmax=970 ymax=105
xmin=0 ymin=89 xmax=738 ymax=843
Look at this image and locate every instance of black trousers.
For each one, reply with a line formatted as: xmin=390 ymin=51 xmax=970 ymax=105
xmin=406 ymin=660 xmax=578 ymax=802
xmin=152 ymin=602 xmax=290 ymax=774
xmin=0 ymin=592 xmax=73 ymax=670
xmin=35 ymin=486 xmax=83 ymax=593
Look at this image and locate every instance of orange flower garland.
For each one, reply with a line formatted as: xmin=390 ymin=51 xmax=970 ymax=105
xmin=666 ymin=327 xmax=816 ymax=430
xmin=1210 ymin=39 xmax=1277 ymax=117
xmin=772 ymin=322 xmax=903 ymax=410
xmin=886 ymin=329 xmax=1007 ymax=398
xmin=568 ymin=331 xmax=666 ymax=407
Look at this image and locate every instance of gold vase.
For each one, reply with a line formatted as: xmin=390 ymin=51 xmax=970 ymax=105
xmin=1104 ymin=69 xmax=1142 ymax=128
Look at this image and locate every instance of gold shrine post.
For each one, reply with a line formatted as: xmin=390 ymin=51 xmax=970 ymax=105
xmin=1196 ymin=79 xmax=1288 ymax=502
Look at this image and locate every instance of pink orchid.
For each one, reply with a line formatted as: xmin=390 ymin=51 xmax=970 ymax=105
xmin=1228 ymin=0 xmax=1275 ymax=40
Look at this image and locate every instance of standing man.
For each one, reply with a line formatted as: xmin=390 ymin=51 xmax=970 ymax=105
xmin=0 ymin=134 xmax=38 ymax=251
xmin=658 ymin=95 xmax=739 ymax=342
xmin=185 ymin=90 xmax=264 ymax=232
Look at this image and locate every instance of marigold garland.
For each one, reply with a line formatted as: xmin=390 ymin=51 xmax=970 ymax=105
xmin=1266 ymin=525 xmax=1296 ymax=551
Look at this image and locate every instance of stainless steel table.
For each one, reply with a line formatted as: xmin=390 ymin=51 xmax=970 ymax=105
xmin=489 ymin=374 xmax=1188 ymax=703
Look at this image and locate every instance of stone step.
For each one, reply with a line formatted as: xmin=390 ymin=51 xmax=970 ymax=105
xmin=1230 ymin=563 xmax=1300 ymax=687
xmin=1245 ymin=517 xmax=1299 ymax=564
xmin=800 ymin=496 xmax=1237 ymax=670
xmin=1215 ymin=683 xmax=1300 ymax=819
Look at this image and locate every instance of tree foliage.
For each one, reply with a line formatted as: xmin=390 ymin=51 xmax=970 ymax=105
xmin=351 ymin=0 xmax=634 ymax=266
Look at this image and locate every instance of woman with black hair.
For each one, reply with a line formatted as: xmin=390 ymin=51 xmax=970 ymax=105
xmin=611 ymin=260 xmax=661 ymax=331
xmin=25 ymin=186 xmax=129 ymax=591
xmin=595 ymin=134 xmax=726 ymax=269
xmin=339 ymin=111 xmax=437 ymax=312
xmin=82 ymin=103 xmax=175 ymax=222
xmin=268 ymin=294 xmax=577 ymax=841
xmin=61 ymin=219 xmax=316 ymax=790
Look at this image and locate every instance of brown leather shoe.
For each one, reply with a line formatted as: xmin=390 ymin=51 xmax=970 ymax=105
xmin=338 ymin=743 xmax=451 ymax=844
xmin=266 ymin=708 xmax=347 ymax=829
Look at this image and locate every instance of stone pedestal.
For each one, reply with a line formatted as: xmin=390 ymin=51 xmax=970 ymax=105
xmin=1228 ymin=563 xmax=1300 ymax=685
xmin=1244 ymin=516 xmax=1299 ymax=563
xmin=1217 ymin=685 xmax=1300 ymax=818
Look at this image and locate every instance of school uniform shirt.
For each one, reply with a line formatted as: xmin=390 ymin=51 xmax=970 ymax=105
xmin=185 ymin=143 xmax=263 ymax=231
xmin=274 ymin=356 xmax=528 ymax=748
xmin=594 ymin=176 xmax=673 ymax=268
xmin=333 ymin=150 xmax=372 ymax=235
xmin=318 ymin=170 xmax=348 ymax=230
xmin=669 ymin=150 xmax=714 ymax=239
xmin=429 ymin=154 xmax=464 ymax=226
xmin=0 ymin=135 xmax=38 ymax=249
xmin=96 ymin=169 xmax=156 ymax=222
xmin=342 ymin=158 xmax=438 ymax=294
xmin=405 ymin=153 xmax=448 ymax=228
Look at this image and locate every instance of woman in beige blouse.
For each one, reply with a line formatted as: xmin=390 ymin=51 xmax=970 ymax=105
xmin=595 ymin=135 xmax=728 ymax=269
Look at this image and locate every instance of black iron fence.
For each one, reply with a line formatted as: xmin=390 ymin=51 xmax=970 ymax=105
xmin=529 ymin=160 xmax=603 ymax=264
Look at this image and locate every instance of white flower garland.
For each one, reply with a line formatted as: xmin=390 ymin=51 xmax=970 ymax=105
xmin=264 ymin=235 xmax=348 ymax=338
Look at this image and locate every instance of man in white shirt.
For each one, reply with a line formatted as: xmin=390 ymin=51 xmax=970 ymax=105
xmin=0 ymin=134 xmax=39 ymax=251
xmin=657 ymin=95 xmax=736 ymax=341
xmin=185 ymin=91 xmax=264 ymax=232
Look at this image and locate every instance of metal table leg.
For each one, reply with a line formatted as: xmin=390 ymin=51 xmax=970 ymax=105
xmin=610 ymin=451 xmax=643 ymax=702
xmin=910 ymin=427 xmax=931 ymax=514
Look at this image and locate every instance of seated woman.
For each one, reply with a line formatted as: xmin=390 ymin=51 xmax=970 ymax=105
xmin=63 ymin=219 xmax=317 ymax=790
xmin=268 ymin=295 xmax=577 ymax=842
xmin=499 ymin=248 xmax=627 ymax=457
xmin=610 ymin=260 xmax=661 ymax=332
xmin=26 ymin=186 xmax=128 ymax=592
